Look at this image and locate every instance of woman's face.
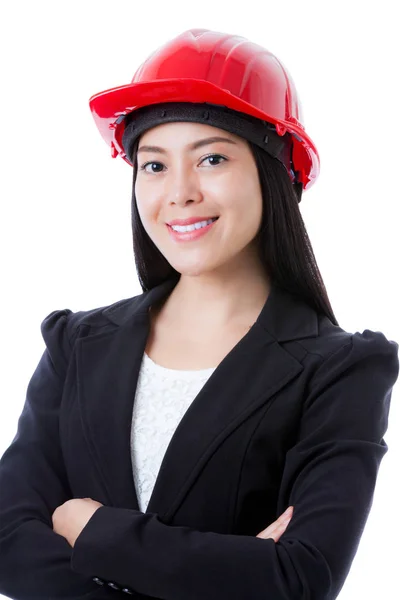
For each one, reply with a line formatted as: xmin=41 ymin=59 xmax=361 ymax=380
xmin=134 ymin=121 xmax=263 ymax=277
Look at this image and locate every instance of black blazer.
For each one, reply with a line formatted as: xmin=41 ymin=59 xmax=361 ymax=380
xmin=0 ymin=278 xmax=399 ymax=600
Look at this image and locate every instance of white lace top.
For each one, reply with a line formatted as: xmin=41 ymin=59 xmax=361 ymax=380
xmin=130 ymin=352 xmax=217 ymax=513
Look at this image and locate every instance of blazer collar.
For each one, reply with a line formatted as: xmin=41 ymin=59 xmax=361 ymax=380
xmin=76 ymin=278 xmax=319 ymax=521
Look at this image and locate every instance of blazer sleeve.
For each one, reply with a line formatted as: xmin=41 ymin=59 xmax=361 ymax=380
xmin=0 ymin=309 xmax=138 ymax=600
xmin=70 ymin=330 xmax=399 ymax=600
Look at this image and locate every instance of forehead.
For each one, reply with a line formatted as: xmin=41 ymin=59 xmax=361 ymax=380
xmin=138 ymin=121 xmax=244 ymax=147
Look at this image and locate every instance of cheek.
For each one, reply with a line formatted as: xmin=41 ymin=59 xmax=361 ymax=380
xmin=135 ymin=196 xmax=166 ymax=248
xmin=244 ymin=177 xmax=263 ymax=222
xmin=135 ymin=186 xmax=156 ymax=225
xmin=232 ymin=179 xmax=263 ymax=223
xmin=135 ymin=199 xmax=147 ymax=224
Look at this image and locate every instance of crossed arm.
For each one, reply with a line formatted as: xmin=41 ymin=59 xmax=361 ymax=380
xmin=0 ymin=310 xmax=398 ymax=600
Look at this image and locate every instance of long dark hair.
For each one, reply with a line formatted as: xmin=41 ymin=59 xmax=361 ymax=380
xmin=129 ymin=136 xmax=339 ymax=326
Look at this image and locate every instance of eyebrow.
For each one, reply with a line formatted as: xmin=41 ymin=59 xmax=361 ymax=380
xmin=137 ymin=136 xmax=238 ymax=155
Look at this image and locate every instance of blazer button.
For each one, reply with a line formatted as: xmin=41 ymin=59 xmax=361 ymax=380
xmin=122 ymin=588 xmax=134 ymax=595
xmin=107 ymin=582 xmax=121 ymax=590
xmin=92 ymin=577 xmax=105 ymax=585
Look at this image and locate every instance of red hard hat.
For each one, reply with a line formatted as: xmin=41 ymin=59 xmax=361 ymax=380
xmin=89 ymin=28 xmax=320 ymax=191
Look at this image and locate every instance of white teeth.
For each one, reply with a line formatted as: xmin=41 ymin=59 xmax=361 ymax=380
xmin=171 ymin=218 xmax=216 ymax=233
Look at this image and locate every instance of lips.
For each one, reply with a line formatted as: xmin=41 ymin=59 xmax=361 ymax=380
xmin=167 ymin=216 xmax=219 ymax=226
xmin=167 ymin=216 xmax=218 ymax=242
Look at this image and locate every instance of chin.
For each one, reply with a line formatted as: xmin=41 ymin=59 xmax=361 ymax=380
xmin=172 ymin=266 xmax=210 ymax=277
xmin=173 ymin=260 xmax=228 ymax=278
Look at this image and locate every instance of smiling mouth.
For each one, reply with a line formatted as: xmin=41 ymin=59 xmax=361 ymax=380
xmin=168 ymin=217 xmax=219 ymax=231
xmin=166 ymin=217 xmax=219 ymax=240
xmin=167 ymin=217 xmax=219 ymax=228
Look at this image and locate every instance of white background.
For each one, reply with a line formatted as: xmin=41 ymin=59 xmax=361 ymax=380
xmin=0 ymin=1 xmax=398 ymax=598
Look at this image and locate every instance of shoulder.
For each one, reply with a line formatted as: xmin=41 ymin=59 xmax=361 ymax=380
xmin=263 ymin=281 xmax=399 ymax=372
xmin=293 ymin=304 xmax=398 ymax=362
xmin=39 ymin=278 xmax=178 ymax=345
xmin=298 ymin=314 xmax=400 ymax=396
xmin=41 ymin=293 xmax=145 ymax=339
xmin=38 ymin=292 xmax=148 ymax=374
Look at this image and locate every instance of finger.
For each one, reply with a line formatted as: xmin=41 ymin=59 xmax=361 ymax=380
xmin=257 ymin=517 xmax=289 ymax=540
xmin=256 ymin=507 xmax=293 ymax=540
xmin=280 ymin=506 xmax=294 ymax=521
xmin=263 ymin=507 xmax=293 ymax=534
xmin=257 ymin=518 xmax=290 ymax=541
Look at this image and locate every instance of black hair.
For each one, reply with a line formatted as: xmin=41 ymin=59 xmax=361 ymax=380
xmin=129 ymin=137 xmax=338 ymax=326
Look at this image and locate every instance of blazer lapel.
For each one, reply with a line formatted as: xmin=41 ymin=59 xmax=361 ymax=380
xmin=75 ymin=279 xmax=177 ymax=511
xmin=76 ymin=278 xmax=319 ymax=521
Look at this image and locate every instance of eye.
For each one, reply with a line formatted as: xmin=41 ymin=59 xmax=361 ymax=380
xmin=138 ymin=154 xmax=227 ymax=174
xmin=201 ymin=154 xmax=227 ymax=167
xmin=139 ymin=161 xmax=164 ymax=174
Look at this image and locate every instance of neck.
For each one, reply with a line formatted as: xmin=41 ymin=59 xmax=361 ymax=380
xmin=158 ymin=253 xmax=271 ymax=331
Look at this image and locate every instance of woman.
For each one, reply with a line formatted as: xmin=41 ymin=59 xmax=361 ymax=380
xmin=0 ymin=28 xmax=398 ymax=600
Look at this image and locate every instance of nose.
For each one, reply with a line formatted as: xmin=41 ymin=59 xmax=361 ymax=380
xmin=166 ymin=164 xmax=203 ymax=207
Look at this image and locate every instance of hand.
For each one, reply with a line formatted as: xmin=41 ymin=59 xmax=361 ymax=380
xmin=256 ymin=506 xmax=294 ymax=542
xmin=52 ymin=497 xmax=104 ymax=548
